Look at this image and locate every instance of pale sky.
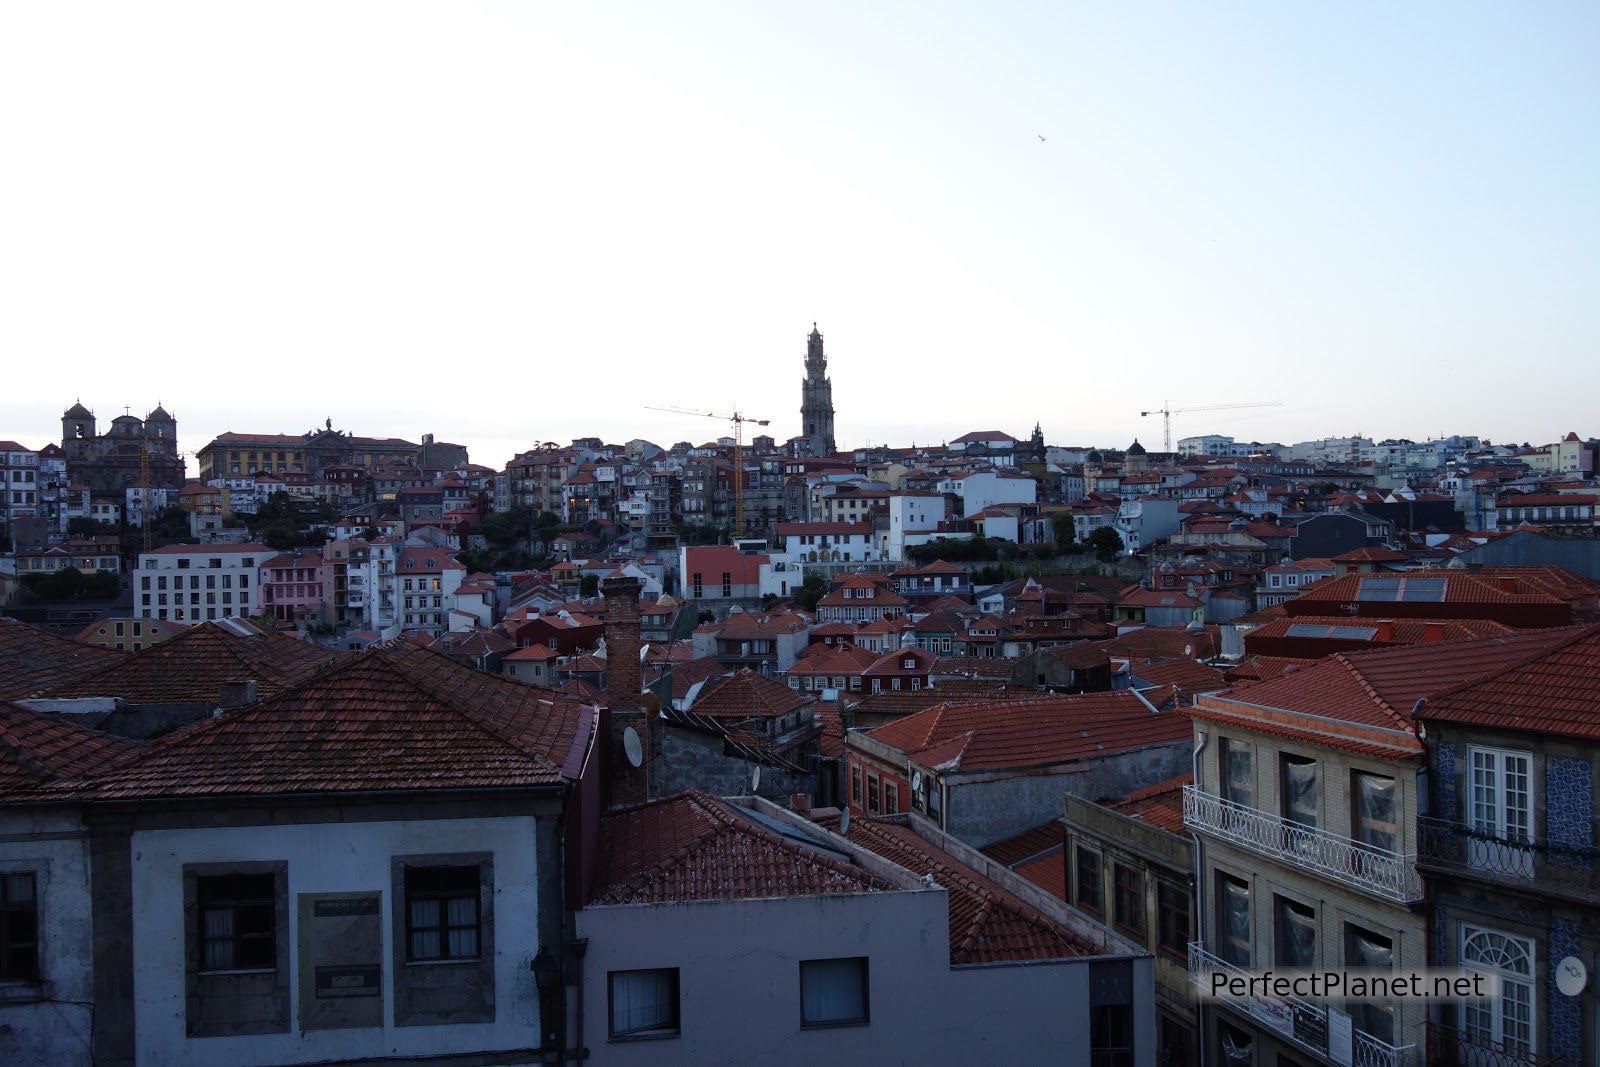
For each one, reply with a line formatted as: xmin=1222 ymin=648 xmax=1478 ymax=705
xmin=3 ymin=2 xmax=1596 ymax=470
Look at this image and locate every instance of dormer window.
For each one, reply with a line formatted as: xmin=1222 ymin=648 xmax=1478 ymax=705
xmin=903 ymin=657 xmax=915 ymax=669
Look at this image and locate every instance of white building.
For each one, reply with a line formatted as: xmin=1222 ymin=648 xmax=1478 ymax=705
xmin=135 ymin=542 xmax=270 ymax=622
xmin=577 ymin=792 xmax=1157 ymax=1065
xmin=1115 ymin=497 xmax=1181 ymax=554
xmin=886 ymin=492 xmax=947 ymax=561
xmin=940 ymin=470 xmax=1037 ymax=519
xmin=774 ymin=521 xmax=880 ymax=564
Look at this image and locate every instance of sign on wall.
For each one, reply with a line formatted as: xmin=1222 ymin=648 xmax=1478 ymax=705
xmin=297 ymin=892 xmax=383 ymax=1030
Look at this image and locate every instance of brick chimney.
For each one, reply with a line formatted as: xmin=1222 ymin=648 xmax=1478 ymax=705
xmin=1496 ymin=576 xmax=1519 ymax=594
xmin=601 ymin=576 xmax=648 ymax=806
xmin=1374 ymin=621 xmax=1395 ymax=643
xmin=1423 ymin=623 xmax=1445 ymax=643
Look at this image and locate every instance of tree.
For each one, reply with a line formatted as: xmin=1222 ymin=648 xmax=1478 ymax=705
xmin=797 ymin=573 xmax=828 ymax=612
xmin=1086 ymin=526 xmax=1125 ymax=561
xmin=68 ymin=516 xmax=112 ymax=537
xmin=262 ymin=519 xmax=302 ymax=551
xmin=579 ymin=573 xmax=600 ymax=597
xmin=1051 ymin=512 xmax=1077 ymax=551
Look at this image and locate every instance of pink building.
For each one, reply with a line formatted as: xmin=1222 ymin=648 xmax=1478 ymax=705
xmin=260 ymin=551 xmax=326 ymax=624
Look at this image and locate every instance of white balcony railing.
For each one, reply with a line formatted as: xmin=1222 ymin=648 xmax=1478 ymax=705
xmin=1189 ymin=942 xmax=1416 ymax=1067
xmin=1183 ymin=786 xmax=1422 ymax=904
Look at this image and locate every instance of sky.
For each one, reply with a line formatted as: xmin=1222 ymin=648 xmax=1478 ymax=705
xmin=2 ymin=2 xmax=1597 ymax=471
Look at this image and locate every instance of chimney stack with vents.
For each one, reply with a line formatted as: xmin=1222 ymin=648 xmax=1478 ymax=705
xmin=601 ymin=576 xmax=648 ymax=806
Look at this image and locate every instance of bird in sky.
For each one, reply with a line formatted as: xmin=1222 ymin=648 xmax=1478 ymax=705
xmin=1037 ymin=134 xmax=1046 ymax=142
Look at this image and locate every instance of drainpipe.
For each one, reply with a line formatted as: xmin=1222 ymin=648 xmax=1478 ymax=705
xmin=567 ymin=937 xmax=588 ymax=1067
xmin=1192 ymin=727 xmax=1211 ymax=1067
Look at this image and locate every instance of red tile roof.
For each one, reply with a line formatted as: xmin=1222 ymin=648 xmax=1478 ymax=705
xmin=0 ymin=701 xmax=141 ymax=801
xmin=843 ymin=819 xmax=1093 ymax=963
xmin=53 ymin=642 xmax=593 ymax=800
xmin=865 ymin=692 xmax=1187 ymax=774
xmin=788 ymin=644 xmax=879 ymax=676
xmin=589 ymin=792 xmax=893 ymax=905
xmin=39 ymin=621 xmax=345 ymax=704
xmin=1416 ymin=623 xmax=1600 ymax=740
xmin=0 ymin=617 xmax=127 ymax=700
xmin=1196 ymin=627 xmax=1590 ymax=757
xmin=689 ymin=670 xmax=811 ymax=720
xmin=1105 ymin=773 xmax=1192 ymax=836
xmin=981 ymin=821 xmax=1066 ymax=868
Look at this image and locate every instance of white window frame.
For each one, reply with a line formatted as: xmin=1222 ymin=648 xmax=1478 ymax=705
xmin=1460 ymin=924 xmax=1536 ymax=1058
xmin=1467 ymin=746 xmax=1534 ymax=878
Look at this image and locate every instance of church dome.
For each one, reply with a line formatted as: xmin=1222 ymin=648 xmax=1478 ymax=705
xmin=109 ymin=414 xmax=143 ymax=436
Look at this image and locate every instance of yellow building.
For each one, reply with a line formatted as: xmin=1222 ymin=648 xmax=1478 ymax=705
xmin=77 ymin=615 xmax=188 ymax=652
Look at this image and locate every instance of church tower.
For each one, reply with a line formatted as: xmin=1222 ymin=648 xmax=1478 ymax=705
xmin=800 ymin=323 xmax=836 ymax=455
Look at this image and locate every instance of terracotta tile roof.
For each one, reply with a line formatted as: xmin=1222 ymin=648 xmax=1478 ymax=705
xmin=689 ymin=670 xmax=811 ymax=720
xmin=1118 ymin=588 xmax=1201 ymax=609
xmin=504 ymin=644 xmax=559 ymax=661
xmin=1195 ymin=627 xmax=1590 ymax=757
xmin=862 ymin=646 xmax=937 ymax=677
xmin=0 ymin=617 xmax=127 ymax=700
xmin=981 ymin=821 xmax=1066 ymax=868
xmin=843 ymin=819 xmax=1093 ymax=964
xmin=1105 ymin=773 xmax=1192 ymax=836
xmin=814 ymin=700 xmax=845 ymax=758
xmin=141 ymin=542 xmax=272 ymax=555
xmin=1100 ymin=625 xmax=1221 ymax=661
xmin=0 ymin=700 xmax=141 ymax=801
xmin=845 ymin=684 xmax=1013 ymax=718
xmin=711 ymin=611 xmax=809 ymax=640
xmin=589 ymin=792 xmax=893 ymax=905
xmin=1129 ymin=658 xmax=1228 ymax=699
xmin=1012 ymin=851 xmax=1068 ymax=900
xmin=788 ymin=644 xmax=879 ymax=676
xmin=644 ymin=656 xmax=727 ymax=701
xmin=1416 ymin=623 xmax=1600 ymax=740
xmin=1250 ymin=615 xmax=1515 ymax=646
xmin=39 ymin=621 xmax=345 ymax=704
xmin=865 ymin=692 xmax=1187 ymax=774
xmin=930 ymin=656 xmax=1017 ymax=681
xmin=54 ymin=642 xmax=593 ymax=800
xmin=1223 ymin=655 xmax=1316 ymax=683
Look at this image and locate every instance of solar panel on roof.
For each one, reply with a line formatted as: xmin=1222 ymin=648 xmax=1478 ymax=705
xmin=1356 ymin=577 xmax=1400 ymax=602
xmin=1398 ymin=578 xmax=1446 ymax=603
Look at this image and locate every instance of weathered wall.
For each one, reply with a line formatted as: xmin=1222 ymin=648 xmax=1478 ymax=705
xmin=948 ymin=742 xmax=1191 ymax=848
xmin=576 ymin=889 xmax=1155 ymax=1066
xmin=130 ymin=815 xmax=542 ymax=1066
xmin=0 ymin=809 xmax=94 ymax=1067
xmin=650 ymin=726 xmax=814 ymax=802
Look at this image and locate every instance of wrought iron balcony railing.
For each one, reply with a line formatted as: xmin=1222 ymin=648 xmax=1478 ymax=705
xmin=1188 ymin=942 xmax=1416 ymax=1067
xmin=1183 ymin=786 xmax=1422 ymax=903
xmin=1428 ymin=1023 xmax=1562 ymax=1067
xmin=1417 ymin=816 xmax=1600 ymax=905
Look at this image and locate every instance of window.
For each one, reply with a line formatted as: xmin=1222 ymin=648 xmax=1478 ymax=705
xmin=1156 ymin=880 xmax=1190 ymax=960
xmin=1219 ymin=1019 xmax=1254 ymax=1066
xmin=1461 ymin=925 xmax=1535 ymax=1057
xmin=198 ymin=873 xmax=276 ymax=971
xmin=883 ymin=783 xmax=899 ymax=814
xmin=799 ymin=957 xmax=868 ymax=1028
xmin=1112 ymin=863 xmax=1144 ymax=937
xmin=1469 ymin=746 xmax=1532 ymax=846
xmin=1345 ymin=924 xmax=1394 ymax=1044
xmin=608 ymin=968 xmax=679 ymax=1040
xmin=1275 ymin=897 xmax=1316 ymax=968
xmin=1352 ymin=773 xmax=1397 ymax=853
xmin=1216 ymin=873 xmax=1250 ymax=966
xmin=692 ymin=573 xmax=703 ymax=598
xmin=0 ymin=873 xmax=39 ymax=982
xmin=1075 ymin=846 xmax=1103 ymax=914
xmin=1280 ymin=754 xmax=1319 ymax=829
xmin=866 ymin=775 xmax=880 ymax=814
xmin=1091 ymin=1003 xmax=1134 ymax=1067
xmin=1220 ymin=739 xmax=1253 ymax=808
xmin=405 ymin=865 xmax=481 ymax=961
xmin=721 ymin=572 xmax=732 ymax=597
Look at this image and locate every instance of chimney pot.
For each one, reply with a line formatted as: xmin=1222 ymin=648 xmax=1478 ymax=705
xmin=218 ymin=679 xmax=258 ymax=710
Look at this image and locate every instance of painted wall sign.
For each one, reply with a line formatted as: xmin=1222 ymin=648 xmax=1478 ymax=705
xmin=297 ymin=892 xmax=383 ymax=1031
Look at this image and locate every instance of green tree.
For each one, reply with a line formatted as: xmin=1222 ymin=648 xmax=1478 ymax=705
xmin=82 ymin=572 xmax=122 ymax=599
xmin=579 ymin=573 xmax=600 ymax=597
xmin=1051 ymin=512 xmax=1077 ymax=551
xmin=68 ymin=516 xmax=112 ymax=537
xmin=262 ymin=519 xmax=301 ymax=550
xmin=1086 ymin=526 xmax=1125 ymax=561
xmin=797 ymin=573 xmax=828 ymax=612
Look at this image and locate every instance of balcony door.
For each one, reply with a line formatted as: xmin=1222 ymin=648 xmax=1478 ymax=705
xmin=1460 ymin=925 xmax=1536 ymax=1062
xmin=1467 ymin=747 xmax=1533 ymax=878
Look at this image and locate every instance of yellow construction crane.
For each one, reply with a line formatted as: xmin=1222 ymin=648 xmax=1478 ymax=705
xmin=1139 ymin=400 xmax=1283 ymax=452
xmin=645 ymin=404 xmax=771 ymax=537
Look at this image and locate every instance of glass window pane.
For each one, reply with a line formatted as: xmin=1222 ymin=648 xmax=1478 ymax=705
xmin=410 ymin=930 xmax=440 ymax=959
xmin=1354 ymin=774 xmax=1396 ymax=852
xmin=801 ymin=957 xmax=867 ymax=1025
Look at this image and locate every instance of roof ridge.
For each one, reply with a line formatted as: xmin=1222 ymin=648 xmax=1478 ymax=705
xmin=1327 ymin=652 xmax=1404 ymax=725
xmin=1427 ymin=622 xmax=1600 ymax=706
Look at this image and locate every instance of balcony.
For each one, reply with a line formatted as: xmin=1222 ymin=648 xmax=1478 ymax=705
xmin=1189 ymin=942 xmax=1416 ymax=1067
xmin=1183 ymin=787 xmax=1422 ymax=904
xmin=1428 ymin=1023 xmax=1561 ymax=1067
xmin=1417 ymin=816 xmax=1600 ymax=906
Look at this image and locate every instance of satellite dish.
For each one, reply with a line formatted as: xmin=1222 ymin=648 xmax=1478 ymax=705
xmin=622 ymin=727 xmax=643 ymax=768
xmin=912 ymin=771 xmax=923 ymax=792
xmin=1557 ymin=956 xmax=1588 ymax=997
xmin=839 ymin=808 xmax=850 ymax=836
xmin=751 ymin=765 xmax=762 ymax=793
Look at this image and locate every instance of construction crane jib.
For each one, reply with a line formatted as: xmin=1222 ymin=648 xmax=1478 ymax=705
xmin=644 ymin=405 xmax=771 ymax=537
xmin=1139 ymin=400 xmax=1283 ymax=452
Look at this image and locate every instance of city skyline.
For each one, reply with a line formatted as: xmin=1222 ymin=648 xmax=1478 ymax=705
xmin=4 ymin=2 xmax=1597 ymax=463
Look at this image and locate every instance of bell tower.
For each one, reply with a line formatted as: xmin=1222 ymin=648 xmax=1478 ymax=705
xmin=799 ymin=323 xmax=836 ymax=455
